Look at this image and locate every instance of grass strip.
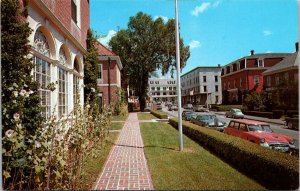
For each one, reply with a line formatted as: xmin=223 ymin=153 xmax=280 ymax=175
xmin=110 ymin=122 xmax=124 ymax=130
xmin=76 ymin=132 xmax=119 ymax=189
xmin=140 ymin=122 xmax=264 ymax=190
xmin=111 ymin=115 xmax=128 ymax=121
xmin=137 ymin=112 xmax=158 ymax=120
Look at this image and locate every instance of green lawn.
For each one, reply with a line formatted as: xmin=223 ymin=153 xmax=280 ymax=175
xmin=111 ymin=115 xmax=128 ymax=121
xmin=140 ymin=122 xmax=264 ymax=190
xmin=137 ymin=112 xmax=158 ymax=120
xmin=76 ymin=132 xmax=119 ymax=189
xmin=110 ymin=122 xmax=124 ymax=130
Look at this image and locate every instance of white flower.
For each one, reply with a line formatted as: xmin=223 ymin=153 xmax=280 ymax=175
xmin=86 ymin=104 xmax=90 ymax=109
xmin=3 ymin=108 xmax=7 ymax=114
xmin=19 ymin=89 xmax=26 ymax=97
xmin=13 ymin=91 xmax=18 ymax=97
xmin=91 ymin=88 xmax=95 ymax=93
xmin=28 ymin=90 xmax=34 ymax=95
xmin=35 ymin=141 xmax=41 ymax=148
xmin=5 ymin=129 xmax=14 ymax=138
xmin=25 ymin=92 xmax=30 ymax=98
xmin=24 ymin=84 xmax=28 ymax=88
xmin=8 ymin=87 xmax=13 ymax=91
xmin=55 ymin=134 xmax=64 ymax=142
xmin=13 ymin=113 xmax=20 ymax=121
xmin=13 ymin=83 xmax=18 ymax=87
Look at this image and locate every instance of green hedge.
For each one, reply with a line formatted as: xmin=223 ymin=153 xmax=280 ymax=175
xmin=169 ymin=118 xmax=299 ymax=190
xmin=150 ymin=110 xmax=168 ymax=119
xmin=243 ymin=111 xmax=273 ymax=118
xmin=272 ymin=110 xmax=284 ymax=119
xmin=212 ymin=105 xmax=243 ymax=111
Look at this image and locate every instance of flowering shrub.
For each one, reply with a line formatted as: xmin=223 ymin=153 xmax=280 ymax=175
xmin=113 ymin=88 xmax=128 ymax=116
xmin=3 ymin=99 xmax=112 ymax=190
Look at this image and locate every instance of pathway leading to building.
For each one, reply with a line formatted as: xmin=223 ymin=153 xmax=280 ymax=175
xmin=94 ymin=113 xmax=154 ymax=190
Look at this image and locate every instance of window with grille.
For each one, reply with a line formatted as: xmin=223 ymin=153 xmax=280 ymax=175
xmin=58 ymin=68 xmax=68 ymax=118
xmin=98 ymin=64 xmax=103 ymax=79
xmin=73 ymin=75 xmax=79 ymax=105
xmin=71 ymin=0 xmax=77 ymax=23
xmin=34 ymin=56 xmax=51 ymax=119
xmin=254 ymin=76 xmax=260 ymax=85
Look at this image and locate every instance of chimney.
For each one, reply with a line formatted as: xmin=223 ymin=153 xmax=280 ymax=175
xmin=296 ymin=42 xmax=298 ymax=52
xmin=250 ymin=50 xmax=254 ymax=55
xmin=217 ymin=64 xmax=221 ymax=68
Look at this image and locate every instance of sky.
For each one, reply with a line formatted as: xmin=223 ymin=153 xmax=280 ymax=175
xmin=90 ymin=0 xmax=299 ymax=78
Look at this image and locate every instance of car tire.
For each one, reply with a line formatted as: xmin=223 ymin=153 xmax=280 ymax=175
xmin=287 ymin=122 xmax=293 ymax=129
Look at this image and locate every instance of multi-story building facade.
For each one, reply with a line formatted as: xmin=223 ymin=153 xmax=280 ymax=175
xmin=148 ymin=78 xmax=177 ymax=102
xmin=221 ymin=50 xmax=291 ymax=104
xmin=95 ymin=41 xmax=123 ymax=106
xmin=25 ymin=0 xmax=90 ymax=118
xmin=262 ymin=43 xmax=299 ymax=107
xmin=181 ymin=66 xmax=222 ymax=105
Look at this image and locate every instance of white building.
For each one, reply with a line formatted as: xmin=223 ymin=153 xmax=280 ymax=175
xmin=148 ymin=78 xmax=177 ymax=102
xmin=181 ymin=66 xmax=222 ymax=105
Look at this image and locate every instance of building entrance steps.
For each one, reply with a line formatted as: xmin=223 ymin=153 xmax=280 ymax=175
xmin=93 ymin=113 xmax=154 ymax=190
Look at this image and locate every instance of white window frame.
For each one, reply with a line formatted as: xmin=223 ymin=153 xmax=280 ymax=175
xmin=258 ymin=59 xmax=264 ymax=67
xmin=254 ymin=75 xmax=260 ymax=85
xmin=98 ymin=64 xmax=103 ymax=80
xmin=58 ymin=67 xmax=68 ymax=118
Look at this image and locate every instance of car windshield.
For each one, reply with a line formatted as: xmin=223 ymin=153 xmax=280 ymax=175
xmin=233 ymin=109 xmax=241 ymax=112
xmin=248 ymin=124 xmax=273 ymax=132
xmin=200 ymin=115 xmax=216 ymax=121
xmin=261 ymin=125 xmax=273 ymax=132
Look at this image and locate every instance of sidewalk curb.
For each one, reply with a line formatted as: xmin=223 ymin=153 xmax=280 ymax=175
xmin=215 ymin=112 xmax=285 ymax=126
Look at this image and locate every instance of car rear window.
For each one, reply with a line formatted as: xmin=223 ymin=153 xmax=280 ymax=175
xmin=261 ymin=125 xmax=273 ymax=132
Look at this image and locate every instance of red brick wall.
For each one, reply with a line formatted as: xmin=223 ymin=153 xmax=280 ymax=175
xmin=99 ymin=60 xmax=118 ymax=84
xmin=98 ymin=86 xmax=119 ymax=106
xmin=38 ymin=0 xmax=89 ymax=49
xmin=263 ymin=69 xmax=298 ymax=88
xmin=221 ymin=69 xmax=266 ymax=97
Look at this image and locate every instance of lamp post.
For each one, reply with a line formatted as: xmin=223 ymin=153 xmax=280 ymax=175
xmin=175 ymin=0 xmax=183 ymax=151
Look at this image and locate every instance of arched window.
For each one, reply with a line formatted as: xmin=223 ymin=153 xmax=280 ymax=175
xmin=33 ymin=29 xmax=51 ymax=119
xmin=73 ymin=58 xmax=80 ymax=105
xmin=34 ymin=29 xmax=50 ymax=57
xmin=58 ymin=47 xmax=68 ymax=118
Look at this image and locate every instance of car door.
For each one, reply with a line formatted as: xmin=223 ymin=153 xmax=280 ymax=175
xmin=237 ymin=123 xmax=248 ymax=139
xmin=225 ymin=121 xmax=238 ymax=136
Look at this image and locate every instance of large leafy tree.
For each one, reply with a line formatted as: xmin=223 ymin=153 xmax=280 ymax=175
xmin=84 ymin=29 xmax=100 ymax=103
xmin=109 ymin=12 xmax=190 ymax=111
xmin=2 ymin=0 xmax=44 ymax=188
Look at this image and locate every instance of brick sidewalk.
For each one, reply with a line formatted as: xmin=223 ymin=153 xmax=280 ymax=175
xmin=94 ymin=113 xmax=154 ymax=190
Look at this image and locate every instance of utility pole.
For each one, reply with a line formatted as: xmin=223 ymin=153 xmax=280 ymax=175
xmin=175 ymin=0 xmax=183 ymax=151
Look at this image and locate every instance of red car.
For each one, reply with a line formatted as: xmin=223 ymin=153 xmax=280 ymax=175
xmin=224 ymin=119 xmax=295 ymax=152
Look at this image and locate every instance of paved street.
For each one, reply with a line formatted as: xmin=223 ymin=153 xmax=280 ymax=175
xmin=94 ymin=113 xmax=153 ymax=190
xmin=162 ymin=107 xmax=299 ymax=149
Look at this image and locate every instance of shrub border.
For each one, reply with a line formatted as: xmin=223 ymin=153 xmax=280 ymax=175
xmin=169 ymin=118 xmax=299 ymax=190
xmin=150 ymin=110 xmax=168 ymax=119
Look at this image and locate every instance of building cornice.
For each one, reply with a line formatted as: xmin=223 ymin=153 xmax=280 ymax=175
xmin=262 ymin=66 xmax=298 ymax=76
xmin=98 ymin=55 xmax=123 ymax=70
xmin=221 ymin=67 xmax=268 ymax=78
xmin=30 ymin=0 xmax=87 ymax=54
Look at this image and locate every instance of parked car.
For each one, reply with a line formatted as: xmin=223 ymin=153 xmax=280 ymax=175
xmin=191 ymin=113 xmax=226 ymax=131
xmin=183 ymin=104 xmax=193 ymax=110
xmin=182 ymin=111 xmax=198 ymax=121
xmin=171 ymin=104 xmax=178 ymax=111
xmin=284 ymin=116 xmax=299 ymax=130
xmin=225 ymin=109 xmax=244 ymax=119
xmin=194 ymin=104 xmax=209 ymax=112
xmin=224 ymin=119 xmax=295 ymax=152
xmin=155 ymin=102 xmax=162 ymax=110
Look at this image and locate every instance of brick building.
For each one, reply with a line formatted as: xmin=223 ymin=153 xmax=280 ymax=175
xmin=25 ymin=0 xmax=90 ymax=118
xmin=262 ymin=44 xmax=299 ymax=107
xmin=221 ymin=50 xmax=291 ymax=104
xmin=95 ymin=41 xmax=123 ymax=106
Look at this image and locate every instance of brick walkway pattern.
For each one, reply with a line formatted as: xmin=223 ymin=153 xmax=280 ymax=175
xmin=94 ymin=113 xmax=154 ymax=190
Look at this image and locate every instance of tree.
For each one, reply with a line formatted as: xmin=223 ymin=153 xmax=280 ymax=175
xmin=2 ymin=0 xmax=44 ymax=188
xmin=84 ymin=29 xmax=100 ymax=104
xmin=109 ymin=12 xmax=190 ymax=111
xmin=243 ymin=91 xmax=261 ymax=111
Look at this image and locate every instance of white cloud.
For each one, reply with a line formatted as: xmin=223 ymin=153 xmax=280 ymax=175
xmin=189 ymin=40 xmax=201 ymax=49
xmin=263 ymin=30 xmax=272 ymax=36
xmin=266 ymin=50 xmax=272 ymax=53
xmin=191 ymin=2 xmax=211 ymax=16
xmin=191 ymin=1 xmax=221 ymax=16
xmin=98 ymin=30 xmax=117 ymax=47
xmin=154 ymin=15 xmax=168 ymax=23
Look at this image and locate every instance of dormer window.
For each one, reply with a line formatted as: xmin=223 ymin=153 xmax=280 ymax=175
xmin=258 ymin=59 xmax=264 ymax=67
